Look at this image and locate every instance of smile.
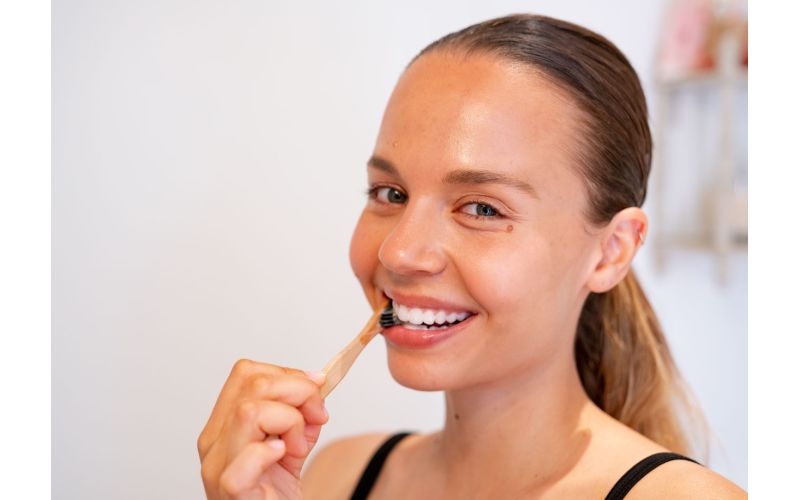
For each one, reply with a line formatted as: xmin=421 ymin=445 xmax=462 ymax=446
xmin=391 ymin=301 xmax=474 ymax=330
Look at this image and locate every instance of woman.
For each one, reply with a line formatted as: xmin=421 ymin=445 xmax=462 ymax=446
xmin=197 ymin=14 xmax=746 ymax=499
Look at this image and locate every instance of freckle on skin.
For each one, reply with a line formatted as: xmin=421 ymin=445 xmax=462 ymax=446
xmin=392 ymin=141 xmax=398 ymax=148
xmin=506 ymin=224 xmax=514 ymax=233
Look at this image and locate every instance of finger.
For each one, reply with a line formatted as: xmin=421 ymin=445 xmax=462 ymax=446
xmin=303 ymin=370 xmax=327 ymax=387
xmin=199 ymin=360 xmax=312 ymax=457
xmin=273 ymin=364 xmax=311 ymax=378
xmin=304 ymin=424 xmax=323 ymax=449
xmin=297 ymin=396 xmax=328 ymax=427
xmin=279 ymin=423 xmax=324 ymax=477
xmin=242 ymin=374 xmax=328 ymax=425
xmin=200 ymin=359 xmax=275 ymax=457
xmin=228 ymin=400 xmax=308 ymax=459
xmin=219 ymin=439 xmax=286 ymax=498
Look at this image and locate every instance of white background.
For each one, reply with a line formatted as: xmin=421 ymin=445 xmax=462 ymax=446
xmin=52 ymin=1 xmax=747 ymax=498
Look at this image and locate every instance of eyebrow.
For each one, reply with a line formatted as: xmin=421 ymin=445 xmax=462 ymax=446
xmin=367 ymin=155 xmax=537 ymax=197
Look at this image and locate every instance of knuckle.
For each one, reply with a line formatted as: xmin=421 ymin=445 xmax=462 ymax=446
xmin=290 ymin=407 xmax=305 ymax=426
xmin=277 ymin=364 xmax=304 ymax=378
xmin=308 ymin=390 xmax=324 ymax=406
xmin=317 ymin=404 xmax=330 ymax=424
xmin=196 ymin=432 xmax=209 ymax=457
xmin=250 ymin=375 xmax=273 ymax=397
xmin=232 ymin=358 xmax=255 ymax=377
xmin=306 ymin=431 xmax=321 ymax=449
xmin=236 ymin=400 xmax=259 ymax=423
xmin=218 ymin=469 xmax=241 ymax=496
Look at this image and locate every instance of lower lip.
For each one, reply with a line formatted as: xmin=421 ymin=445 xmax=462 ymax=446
xmin=381 ymin=314 xmax=476 ymax=349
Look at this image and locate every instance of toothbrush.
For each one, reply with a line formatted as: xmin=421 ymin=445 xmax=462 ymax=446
xmin=319 ymin=299 xmax=398 ymax=398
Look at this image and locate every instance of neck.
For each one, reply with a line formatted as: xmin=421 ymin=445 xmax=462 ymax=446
xmin=434 ymin=344 xmax=597 ymax=494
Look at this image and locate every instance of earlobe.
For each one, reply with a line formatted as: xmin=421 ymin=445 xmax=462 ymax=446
xmin=586 ymin=208 xmax=648 ymax=293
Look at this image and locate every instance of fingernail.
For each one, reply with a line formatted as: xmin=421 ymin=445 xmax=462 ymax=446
xmin=304 ymin=370 xmax=326 ymax=385
xmin=267 ymin=439 xmax=285 ymax=450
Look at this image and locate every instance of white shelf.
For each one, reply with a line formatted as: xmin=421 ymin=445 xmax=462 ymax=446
xmin=651 ymin=31 xmax=747 ymax=285
xmin=657 ymin=68 xmax=748 ymax=88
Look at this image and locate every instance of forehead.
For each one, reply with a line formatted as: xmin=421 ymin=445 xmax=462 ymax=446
xmin=375 ymin=51 xmax=585 ymax=201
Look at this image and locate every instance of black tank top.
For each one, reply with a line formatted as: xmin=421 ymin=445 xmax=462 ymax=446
xmin=349 ymin=432 xmax=700 ymax=500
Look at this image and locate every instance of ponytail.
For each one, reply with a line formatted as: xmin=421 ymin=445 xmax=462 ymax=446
xmin=575 ymin=271 xmax=708 ymax=459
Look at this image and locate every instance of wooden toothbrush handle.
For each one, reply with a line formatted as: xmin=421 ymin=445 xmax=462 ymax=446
xmin=319 ymin=300 xmax=388 ymax=398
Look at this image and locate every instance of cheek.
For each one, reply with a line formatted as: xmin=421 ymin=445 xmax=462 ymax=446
xmin=460 ymin=231 xmax=577 ymax=327
xmin=349 ymin=212 xmax=381 ymax=290
xmin=461 ymin=236 xmax=548 ymax=310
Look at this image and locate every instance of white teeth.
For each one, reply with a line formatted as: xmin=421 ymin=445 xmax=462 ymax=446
xmin=396 ymin=304 xmax=410 ymax=322
xmin=392 ymin=301 xmax=472 ymax=327
xmin=403 ymin=323 xmax=428 ymax=330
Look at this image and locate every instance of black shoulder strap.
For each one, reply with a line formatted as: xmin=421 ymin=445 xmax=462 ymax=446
xmin=605 ymin=452 xmax=700 ymax=500
xmin=350 ymin=432 xmax=414 ymax=500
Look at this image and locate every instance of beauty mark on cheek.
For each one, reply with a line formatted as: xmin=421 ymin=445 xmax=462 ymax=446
xmin=506 ymin=224 xmax=514 ymax=233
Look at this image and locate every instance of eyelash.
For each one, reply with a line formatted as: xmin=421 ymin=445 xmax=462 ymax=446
xmin=365 ymin=184 xmax=506 ymax=220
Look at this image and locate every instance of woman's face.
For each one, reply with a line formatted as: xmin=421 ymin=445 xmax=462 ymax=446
xmin=349 ymin=51 xmax=602 ymax=391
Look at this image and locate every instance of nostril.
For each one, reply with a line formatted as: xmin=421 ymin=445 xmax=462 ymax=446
xmin=377 ymin=218 xmax=448 ymax=276
xmin=380 ymin=249 xmax=448 ymax=276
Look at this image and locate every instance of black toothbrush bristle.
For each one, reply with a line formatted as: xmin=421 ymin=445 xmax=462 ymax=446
xmin=379 ymin=304 xmax=398 ymax=329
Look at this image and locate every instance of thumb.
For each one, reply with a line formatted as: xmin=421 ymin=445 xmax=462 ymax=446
xmin=279 ymin=423 xmax=324 ymax=477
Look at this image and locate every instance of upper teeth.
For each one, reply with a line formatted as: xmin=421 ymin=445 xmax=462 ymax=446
xmin=394 ymin=302 xmax=471 ymax=326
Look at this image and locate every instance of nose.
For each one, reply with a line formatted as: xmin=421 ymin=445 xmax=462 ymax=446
xmin=378 ymin=199 xmax=447 ymax=277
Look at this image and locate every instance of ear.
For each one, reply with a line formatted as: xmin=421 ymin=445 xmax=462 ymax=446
xmin=586 ymin=207 xmax=648 ymax=293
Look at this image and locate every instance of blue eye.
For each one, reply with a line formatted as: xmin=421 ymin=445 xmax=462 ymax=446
xmin=367 ymin=185 xmax=407 ymax=204
xmin=462 ymin=201 xmax=502 ymax=218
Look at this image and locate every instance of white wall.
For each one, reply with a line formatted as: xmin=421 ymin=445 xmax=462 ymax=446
xmin=52 ymin=1 xmax=746 ymax=498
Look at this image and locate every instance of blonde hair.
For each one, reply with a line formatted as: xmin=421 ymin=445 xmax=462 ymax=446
xmin=576 ymin=272 xmax=709 ymax=458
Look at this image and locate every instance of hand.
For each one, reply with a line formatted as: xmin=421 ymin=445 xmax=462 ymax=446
xmin=198 ymin=359 xmax=328 ymax=499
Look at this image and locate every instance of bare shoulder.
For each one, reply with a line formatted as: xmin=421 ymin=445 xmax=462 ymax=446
xmin=584 ymin=409 xmax=746 ymax=499
xmin=625 ymin=458 xmax=747 ymax=499
xmin=301 ymin=432 xmax=392 ymax=500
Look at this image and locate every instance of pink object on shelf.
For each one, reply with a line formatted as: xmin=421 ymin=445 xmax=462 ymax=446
xmin=659 ymin=0 xmax=715 ymax=78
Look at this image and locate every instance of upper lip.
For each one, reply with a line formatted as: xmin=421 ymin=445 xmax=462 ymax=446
xmin=382 ymin=289 xmax=476 ymax=314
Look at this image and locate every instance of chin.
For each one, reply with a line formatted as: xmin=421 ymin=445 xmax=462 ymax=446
xmin=385 ymin=347 xmax=466 ymax=391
